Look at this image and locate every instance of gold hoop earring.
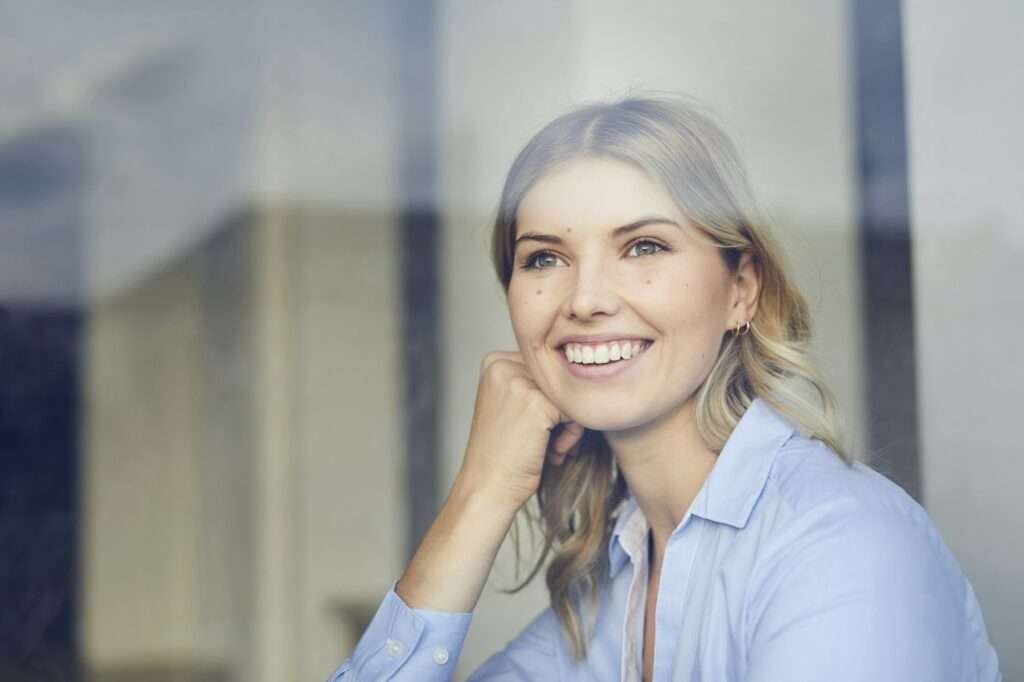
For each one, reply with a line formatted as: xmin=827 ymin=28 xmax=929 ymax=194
xmin=734 ymin=320 xmax=751 ymax=336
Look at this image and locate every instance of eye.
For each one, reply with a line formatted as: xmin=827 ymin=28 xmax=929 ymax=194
xmin=626 ymin=239 xmax=668 ymax=258
xmin=520 ymin=250 xmax=565 ymax=270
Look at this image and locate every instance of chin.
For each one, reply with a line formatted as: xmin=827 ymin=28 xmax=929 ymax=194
xmin=561 ymin=404 xmax=654 ymax=434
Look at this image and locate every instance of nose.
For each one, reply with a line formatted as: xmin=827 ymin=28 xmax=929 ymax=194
xmin=561 ymin=262 xmax=621 ymax=320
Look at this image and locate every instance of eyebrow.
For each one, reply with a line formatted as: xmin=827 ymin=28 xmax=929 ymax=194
xmin=513 ymin=215 xmax=681 ymax=249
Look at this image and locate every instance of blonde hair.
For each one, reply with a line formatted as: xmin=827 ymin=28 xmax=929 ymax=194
xmin=490 ymin=96 xmax=848 ymax=659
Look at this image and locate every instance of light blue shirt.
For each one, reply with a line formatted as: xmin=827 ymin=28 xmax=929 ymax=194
xmin=330 ymin=398 xmax=1001 ymax=680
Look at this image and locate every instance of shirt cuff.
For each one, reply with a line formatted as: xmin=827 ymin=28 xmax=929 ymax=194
xmin=328 ymin=581 xmax=473 ymax=681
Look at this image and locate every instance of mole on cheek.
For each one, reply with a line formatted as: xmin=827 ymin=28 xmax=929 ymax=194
xmin=536 ymin=289 xmax=542 ymax=295
xmin=645 ymin=280 xmax=651 ymax=285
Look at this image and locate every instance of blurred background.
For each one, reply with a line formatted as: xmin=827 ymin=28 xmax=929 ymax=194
xmin=0 ymin=1 xmax=1020 ymax=680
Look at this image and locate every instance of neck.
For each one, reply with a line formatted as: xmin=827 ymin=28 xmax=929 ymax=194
xmin=605 ymin=397 xmax=717 ymax=550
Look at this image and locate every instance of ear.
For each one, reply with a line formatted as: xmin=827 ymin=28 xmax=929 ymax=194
xmin=729 ymin=252 xmax=761 ymax=327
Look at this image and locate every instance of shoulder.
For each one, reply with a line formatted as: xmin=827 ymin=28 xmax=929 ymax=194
xmin=740 ymin=435 xmax=999 ymax=679
xmin=769 ymin=434 xmax=923 ymax=521
xmin=764 ymin=434 xmax=943 ymax=553
xmin=751 ymin=433 xmax=971 ymax=617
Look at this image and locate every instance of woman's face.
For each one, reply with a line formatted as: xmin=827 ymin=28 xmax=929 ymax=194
xmin=507 ymin=156 xmax=752 ymax=433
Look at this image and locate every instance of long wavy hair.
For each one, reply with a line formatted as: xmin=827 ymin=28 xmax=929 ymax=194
xmin=490 ymin=96 xmax=848 ymax=659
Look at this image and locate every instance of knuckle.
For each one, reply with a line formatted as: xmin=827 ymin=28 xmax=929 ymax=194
xmin=526 ymin=392 xmax=553 ymax=415
xmin=507 ymin=375 xmax=531 ymax=395
xmin=481 ymin=358 xmax=507 ymax=381
xmin=480 ymin=352 xmax=500 ymax=373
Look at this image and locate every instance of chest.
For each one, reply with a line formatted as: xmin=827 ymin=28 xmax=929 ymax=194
xmin=596 ymin=520 xmax=752 ymax=682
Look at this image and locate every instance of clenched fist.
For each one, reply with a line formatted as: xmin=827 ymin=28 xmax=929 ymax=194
xmin=457 ymin=351 xmax=585 ymax=508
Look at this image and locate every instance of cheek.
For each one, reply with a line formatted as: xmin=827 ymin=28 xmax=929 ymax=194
xmin=646 ymin=274 xmax=729 ymax=337
xmin=507 ymin=283 xmax=556 ymax=344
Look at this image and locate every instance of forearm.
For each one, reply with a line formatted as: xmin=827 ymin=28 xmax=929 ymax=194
xmin=396 ymin=472 xmax=522 ymax=613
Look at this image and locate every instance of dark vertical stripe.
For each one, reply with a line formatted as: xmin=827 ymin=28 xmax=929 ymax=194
xmin=852 ymin=0 xmax=921 ymax=501
xmin=0 ymin=125 xmax=84 ymax=679
xmin=195 ymin=212 xmax=256 ymax=681
xmin=396 ymin=1 xmax=441 ymax=560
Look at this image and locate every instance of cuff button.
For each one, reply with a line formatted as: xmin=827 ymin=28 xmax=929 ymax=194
xmin=432 ymin=647 xmax=450 ymax=665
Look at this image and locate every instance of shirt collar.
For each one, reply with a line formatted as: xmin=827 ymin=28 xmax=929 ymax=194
xmin=608 ymin=496 xmax=643 ymax=577
xmin=608 ymin=397 xmax=796 ymax=577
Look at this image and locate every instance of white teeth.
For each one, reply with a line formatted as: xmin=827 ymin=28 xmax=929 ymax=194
xmin=563 ymin=341 xmax=649 ymax=365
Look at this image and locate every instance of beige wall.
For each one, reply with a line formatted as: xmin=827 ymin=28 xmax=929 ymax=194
xmin=82 ymin=258 xmax=208 ymax=668
xmin=289 ymin=208 xmax=405 ymax=681
xmin=82 ymin=222 xmax=260 ymax=680
xmin=81 ymin=207 xmax=405 ymax=682
xmin=438 ymin=1 xmax=862 ymax=677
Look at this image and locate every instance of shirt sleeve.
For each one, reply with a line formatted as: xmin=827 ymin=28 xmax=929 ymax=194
xmin=744 ymin=499 xmax=1001 ymax=682
xmin=327 ymin=582 xmax=472 ymax=681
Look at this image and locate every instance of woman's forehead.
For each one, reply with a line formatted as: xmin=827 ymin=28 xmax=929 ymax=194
xmin=516 ymin=157 xmax=683 ymax=237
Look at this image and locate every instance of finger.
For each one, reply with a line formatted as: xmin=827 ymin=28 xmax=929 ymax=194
xmin=480 ymin=350 xmax=524 ymax=371
xmin=547 ymin=423 xmax=571 ymax=467
xmin=550 ymin=441 xmax=572 ymax=467
xmin=552 ymin=421 xmax=585 ymax=455
xmin=489 ymin=350 xmax=523 ymax=359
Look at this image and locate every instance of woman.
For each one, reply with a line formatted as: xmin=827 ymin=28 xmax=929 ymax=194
xmin=330 ymin=97 xmax=1001 ymax=681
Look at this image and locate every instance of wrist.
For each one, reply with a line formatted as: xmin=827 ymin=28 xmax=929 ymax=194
xmin=450 ymin=465 xmax=531 ymax=516
xmin=397 ymin=472 xmax=521 ymax=612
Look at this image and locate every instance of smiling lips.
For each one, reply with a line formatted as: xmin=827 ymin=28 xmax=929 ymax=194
xmin=557 ymin=340 xmax=653 ymax=380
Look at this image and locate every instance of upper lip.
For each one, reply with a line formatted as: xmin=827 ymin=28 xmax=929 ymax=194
xmin=554 ymin=333 xmax=653 ymax=348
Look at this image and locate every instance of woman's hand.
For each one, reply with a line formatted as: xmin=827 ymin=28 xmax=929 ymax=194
xmin=396 ymin=350 xmax=584 ymax=614
xmin=456 ymin=351 xmax=585 ymax=509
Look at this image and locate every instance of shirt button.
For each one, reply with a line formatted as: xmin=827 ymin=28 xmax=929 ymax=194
xmin=432 ymin=647 xmax=450 ymax=665
xmin=386 ymin=638 xmax=405 ymax=658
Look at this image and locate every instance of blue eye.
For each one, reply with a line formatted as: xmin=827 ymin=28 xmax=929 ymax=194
xmin=521 ymin=251 xmax=563 ymax=270
xmin=627 ymin=239 xmax=667 ymax=257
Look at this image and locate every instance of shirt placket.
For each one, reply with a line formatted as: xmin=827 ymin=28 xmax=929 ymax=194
xmin=619 ymin=510 xmax=650 ymax=682
xmin=654 ymin=516 xmax=706 ymax=681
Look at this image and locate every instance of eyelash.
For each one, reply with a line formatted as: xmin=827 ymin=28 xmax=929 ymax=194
xmin=519 ymin=238 xmax=670 ymax=271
